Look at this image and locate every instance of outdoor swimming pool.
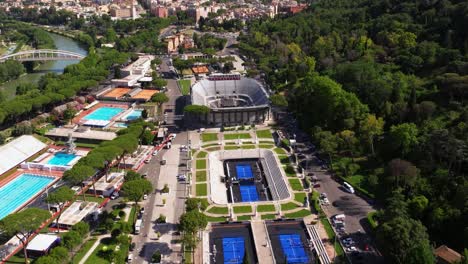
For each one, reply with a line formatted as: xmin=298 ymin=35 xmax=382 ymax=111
xmin=47 ymin=152 xmax=77 ymax=166
xmin=0 ymin=174 xmax=55 ymax=219
xmin=124 ymin=109 xmax=143 ymax=121
xmin=83 ymin=107 xmax=124 ymax=121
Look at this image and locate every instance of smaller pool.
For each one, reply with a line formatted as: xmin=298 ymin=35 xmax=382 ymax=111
xmin=114 ymin=122 xmax=128 ymax=128
xmin=124 ymin=110 xmax=143 ymax=121
xmin=47 ymin=152 xmax=77 ymax=166
xmin=84 ymin=107 xmax=124 ymax=121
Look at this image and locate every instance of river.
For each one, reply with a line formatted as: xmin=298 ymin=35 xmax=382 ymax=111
xmin=0 ymin=32 xmax=88 ymax=99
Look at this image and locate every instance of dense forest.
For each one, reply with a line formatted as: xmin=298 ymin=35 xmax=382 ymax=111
xmin=239 ymin=0 xmax=468 ymax=262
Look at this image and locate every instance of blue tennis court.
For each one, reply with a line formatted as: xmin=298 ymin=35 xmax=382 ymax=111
xmin=279 ymin=234 xmax=309 ymax=264
xmin=222 ymin=237 xmax=245 ymax=264
xmin=239 ymin=184 xmax=259 ymax=202
xmin=236 ymin=164 xmax=253 ymax=180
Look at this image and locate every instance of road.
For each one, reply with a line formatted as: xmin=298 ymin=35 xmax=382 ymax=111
xmin=130 ymin=57 xmax=190 ymax=263
xmin=282 ymin=115 xmax=383 ymax=264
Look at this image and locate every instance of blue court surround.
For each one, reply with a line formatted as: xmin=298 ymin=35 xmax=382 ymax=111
xmin=279 ymin=234 xmax=309 ymax=264
xmin=236 ymin=164 xmax=254 ymax=180
xmin=222 ymin=237 xmax=245 ymax=264
xmin=239 ymin=184 xmax=259 ymax=202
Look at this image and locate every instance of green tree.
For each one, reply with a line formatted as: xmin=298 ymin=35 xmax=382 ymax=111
xmin=0 ymin=208 xmax=50 ymax=263
xmin=46 ymin=187 xmax=75 ymax=233
xmin=179 ymin=210 xmax=208 ymax=234
xmin=125 ymin=171 xmax=142 ymax=182
xmin=389 ymin=123 xmax=419 ymax=156
xmin=122 ymin=179 xmax=152 ymax=207
xmin=185 ymin=198 xmax=208 ymax=211
xmin=62 ymin=107 xmax=77 ymax=124
xmin=377 ymin=217 xmax=434 ymax=264
xmin=151 ymin=92 xmax=169 ymax=111
xmin=270 ymin=94 xmax=288 ymax=107
xmin=359 ymin=114 xmax=384 ymax=155
xmin=152 ymin=78 xmax=167 ymax=89
xmin=62 ymin=230 xmax=81 ymax=250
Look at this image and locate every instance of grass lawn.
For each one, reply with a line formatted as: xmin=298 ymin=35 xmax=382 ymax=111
xmin=196 ymin=183 xmax=208 ymax=196
xmin=224 ymin=133 xmax=251 ymax=140
xmin=261 ymin=214 xmax=277 ymax=220
xmin=128 ymin=206 xmax=137 ymax=224
xmin=202 ymin=143 xmax=219 ymax=148
xmin=201 ymin=133 xmax=218 ymax=142
xmin=207 ymin=206 xmax=229 ymax=214
xmin=83 ymin=195 xmax=105 ymax=204
xmin=274 ymin=148 xmax=287 ymax=155
xmin=233 ymin=205 xmax=252 ymax=214
xmin=205 ymin=214 xmax=228 ymax=222
xmin=288 ymin=178 xmax=303 ymax=191
xmin=238 ymin=215 xmax=251 ymax=221
xmin=196 ymin=170 xmax=207 ymax=182
xmin=256 ymin=129 xmax=273 ymax=139
xmin=196 ymin=151 xmax=208 ymax=158
xmin=205 ymin=146 xmax=221 ymax=152
xmin=72 ymin=238 xmax=98 ymax=264
xmin=241 ymin=145 xmax=256 ymax=149
xmin=196 ymin=159 xmax=207 ymax=170
xmin=278 ymin=155 xmax=290 ymax=164
xmin=321 ymin=217 xmax=345 ymax=257
xmin=85 ymin=237 xmax=114 ymax=264
xmin=257 ymin=204 xmax=276 ymax=212
xmin=184 ymin=250 xmax=193 ymax=264
xmin=285 ymin=209 xmax=311 ymax=218
xmin=281 ymin=202 xmax=300 ymax=211
xmin=178 ymin=79 xmax=191 ymax=95
xmin=224 ymin=145 xmax=240 ymax=150
xmin=259 ymin=144 xmax=274 ymax=149
xmin=294 ymin=192 xmax=307 ymax=204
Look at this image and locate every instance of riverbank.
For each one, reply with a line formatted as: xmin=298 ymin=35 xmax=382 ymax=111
xmin=0 ymin=32 xmax=88 ymax=100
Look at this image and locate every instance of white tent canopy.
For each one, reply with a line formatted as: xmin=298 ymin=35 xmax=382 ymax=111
xmin=26 ymin=234 xmax=58 ymax=252
xmin=0 ymin=135 xmax=47 ymax=175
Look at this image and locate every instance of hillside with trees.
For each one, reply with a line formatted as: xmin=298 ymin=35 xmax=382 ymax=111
xmin=239 ymin=0 xmax=468 ymax=261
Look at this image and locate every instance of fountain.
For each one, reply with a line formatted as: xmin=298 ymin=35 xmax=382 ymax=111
xmin=65 ymin=133 xmax=76 ymax=154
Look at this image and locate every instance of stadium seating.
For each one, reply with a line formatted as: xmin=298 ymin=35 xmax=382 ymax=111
xmin=261 ymin=151 xmax=290 ymax=200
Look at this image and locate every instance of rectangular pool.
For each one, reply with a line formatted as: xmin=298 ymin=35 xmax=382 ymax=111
xmin=47 ymin=152 xmax=77 ymax=166
xmin=0 ymin=174 xmax=54 ymax=219
xmin=124 ymin=110 xmax=143 ymax=121
xmin=83 ymin=107 xmax=124 ymax=121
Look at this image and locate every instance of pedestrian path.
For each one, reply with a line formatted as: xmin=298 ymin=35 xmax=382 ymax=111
xmin=251 ymin=221 xmax=275 ymax=264
xmin=79 ymin=234 xmax=110 ymax=264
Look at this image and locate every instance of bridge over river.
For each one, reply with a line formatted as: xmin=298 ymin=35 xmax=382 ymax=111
xmin=0 ymin=49 xmax=85 ymax=63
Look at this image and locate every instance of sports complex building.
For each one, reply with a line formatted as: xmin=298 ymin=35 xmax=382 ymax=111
xmin=209 ymin=149 xmax=290 ymax=205
xmin=190 ymin=74 xmax=270 ymax=126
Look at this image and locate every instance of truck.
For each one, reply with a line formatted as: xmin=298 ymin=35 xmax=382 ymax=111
xmin=134 ymin=219 xmax=142 ymax=234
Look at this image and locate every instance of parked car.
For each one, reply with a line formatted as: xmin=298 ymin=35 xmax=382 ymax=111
xmin=110 ymin=192 xmax=119 ymax=200
xmin=144 ymin=159 xmax=150 ymax=164
xmin=160 ymin=159 xmax=167 ymax=165
xmin=152 ymin=150 xmax=158 ymax=156
xmin=177 ymin=174 xmax=187 ymax=181
xmin=343 ymin=182 xmax=355 ymax=194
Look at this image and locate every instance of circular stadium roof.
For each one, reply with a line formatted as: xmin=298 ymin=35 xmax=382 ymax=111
xmin=191 ymin=76 xmax=269 ymax=110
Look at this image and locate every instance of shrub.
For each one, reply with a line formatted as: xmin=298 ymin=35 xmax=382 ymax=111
xmin=111 ymin=228 xmax=122 ymax=239
xmin=62 ymin=230 xmax=81 ymax=250
xmin=152 ymin=250 xmax=162 ymax=263
xmin=157 ymin=214 xmax=166 ymax=223
xmin=285 ymin=165 xmax=295 ymax=175
xmin=119 ymin=210 xmax=126 ymax=218
xmin=72 ymin=222 xmax=90 ymax=238
xmin=161 ymin=184 xmax=169 ymax=193
xmin=186 ymin=198 xmax=209 ymax=211
xmin=49 ymin=246 xmax=69 ymax=262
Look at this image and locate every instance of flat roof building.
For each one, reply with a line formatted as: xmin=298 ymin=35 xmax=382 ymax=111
xmin=57 ymin=201 xmax=99 ymax=228
xmin=88 ymin=172 xmax=124 ymax=197
xmin=26 ymin=234 xmax=60 ymax=257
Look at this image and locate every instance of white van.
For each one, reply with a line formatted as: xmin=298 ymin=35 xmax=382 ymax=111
xmin=343 ymin=182 xmax=355 ymax=194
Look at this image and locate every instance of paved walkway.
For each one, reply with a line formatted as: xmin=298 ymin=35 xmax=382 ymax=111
xmin=251 ymin=221 xmax=275 ymax=264
xmin=78 ymin=234 xmax=110 ymax=264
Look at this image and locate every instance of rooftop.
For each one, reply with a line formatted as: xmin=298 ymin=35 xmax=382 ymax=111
xmin=26 ymin=234 xmax=59 ymax=252
xmin=0 ymin=135 xmax=47 ymax=175
xmin=58 ymin=200 xmax=99 ymax=227
xmin=46 ymin=127 xmax=117 ymax=141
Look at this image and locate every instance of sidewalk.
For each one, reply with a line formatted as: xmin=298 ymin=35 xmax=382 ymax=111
xmin=78 ymin=234 xmax=110 ymax=264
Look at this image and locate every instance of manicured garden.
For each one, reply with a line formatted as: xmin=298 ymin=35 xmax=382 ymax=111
xmin=207 ymin=206 xmax=229 ymax=214
xmin=256 ymin=129 xmax=273 ymax=139
xmin=178 ymin=79 xmax=191 ymax=95
xmin=224 ymin=133 xmax=251 ymax=140
xmin=288 ymin=178 xmax=304 ymax=191
xmin=201 ymin=133 xmax=218 ymax=142
xmin=196 ymin=183 xmax=208 ymax=196
xmin=257 ymin=204 xmax=276 ymax=212
xmin=196 ymin=159 xmax=207 ymax=169
xmin=196 ymin=170 xmax=207 ymax=182
xmin=233 ymin=205 xmax=252 ymax=214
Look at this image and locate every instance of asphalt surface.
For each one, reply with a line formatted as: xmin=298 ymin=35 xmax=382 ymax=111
xmin=128 ymin=58 xmax=190 ymax=263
